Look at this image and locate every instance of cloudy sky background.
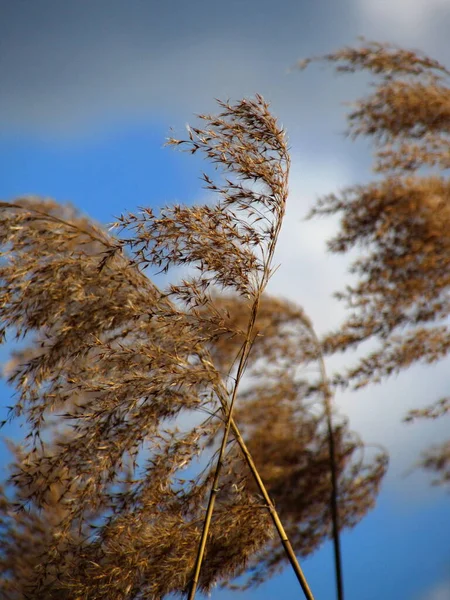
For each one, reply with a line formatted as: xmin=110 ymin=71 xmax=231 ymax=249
xmin=1 ymin=1 xmax=450 ymax=598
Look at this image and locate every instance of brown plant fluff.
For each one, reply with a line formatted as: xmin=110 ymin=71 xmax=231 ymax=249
xmin=60 ymin=459 xmax=273 ymax=600
xmin=0 ymin=445 xmax=272 ymax=600
xmin=0 ymin=293 xmax=387 ymax=597
xmin=229 ymin=396 xmax=386 ymax=588
xmin=0 ymin=94 xmax=385 ymax=599
xmin=304 ymin=40 xmax=450 ymax=486
xmin=202 ymin=294 xmax=387 ymax=589
xmin=0 ymin=96 xmax=292 ymax=598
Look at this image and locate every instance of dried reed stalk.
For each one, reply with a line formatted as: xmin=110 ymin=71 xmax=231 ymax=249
xmin=167 ymin=96 xmax=314 ymax=600
xmin=307 ymin=320 xmax=344 ymax=600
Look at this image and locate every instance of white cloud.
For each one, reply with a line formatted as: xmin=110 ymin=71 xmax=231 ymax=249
xmin=355 ymin=0 xmax=449 ymax=42
xmin=267 ymin=152 xmax=353 ymax=333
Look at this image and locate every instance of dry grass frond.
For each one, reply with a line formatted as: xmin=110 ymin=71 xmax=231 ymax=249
xmin=0 ymin=97 xmax=315 ymax=599
xmin=0 ymin=93 xmax=386 ymax=600
xmin=299 ymin=39 xmax=450 ymax=79
xmin=405 ymin=398 xmax=450 ymax=488
xmin=418 ymin=441 xmax=450 ymax=486
xmin=114 ymin=95 xmax=289 ymax=304
xmin=156 ymin=96 xmax=300 ymax=600
xmin=405 ymin=397 xmax=450 ymax=422
xmin=302 ymin=40 xmax=450 ymax=174
xmin=303 ymin=40 xmax=450 ymax=486
xmin=0 ymin=198 xmax=219 ymax=521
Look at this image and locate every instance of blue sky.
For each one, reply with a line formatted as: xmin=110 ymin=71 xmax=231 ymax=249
xmin=1 ymin=1 xmax=450 ymax=599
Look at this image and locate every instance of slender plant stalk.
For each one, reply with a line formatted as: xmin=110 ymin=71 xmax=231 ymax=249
xmin=189 ymin=406 xmax=315 ymax=600
xmin=197 ymin=351 xmax=315 ymax=599
xmin=189 ymin=144 xmax=315 ymax=600
xmin=228 ymin=416 xmax=315 ymax=599
xmin=309 ymin=325 xmax=344 ymax=600
xmin=188 ymin=301 xmax=260 ymax=600
xmin=191 ymin=306 xmax=314 ymax=600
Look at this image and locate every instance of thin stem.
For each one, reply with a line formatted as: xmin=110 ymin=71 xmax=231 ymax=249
xmin=309 ymin=325 xmax=344 ymax=600
xmin=197 ymin=355 xmax=315 ymax=599
xmin=188 ymin=300 xmax=260 ymax=600
xmin=326 ymin=413 xmax=344 ymax=600
xmin=188 ymin=165 xmax=290 ymax=598
xmin=229 ymin=417 xmax=315 ymax=599
xmin=190 ymin=155 xmax=315 ymax=599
